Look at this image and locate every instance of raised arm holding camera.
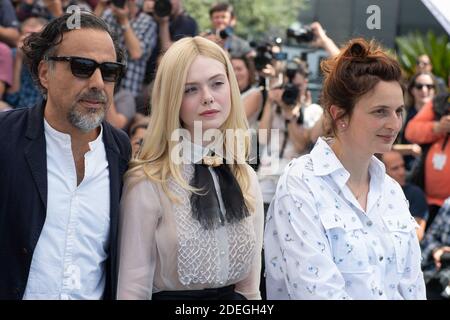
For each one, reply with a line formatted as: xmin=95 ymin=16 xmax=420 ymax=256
xmin=96 ymin=0 xmax=157 ymax=96
xmin=96 ymin=0 xmax=145 ymax=60
xmin=258 ymin=59 xmax=322 ymax=212
xmin=286 ymin=21 xmax=339 ymax=57
xmin=142 ymin=0 xmax=197 ymax=52
xmin=142 ymin=0 xmax=197 ymax=83
xmin=204 ymin=2 xmax=253 ymax=57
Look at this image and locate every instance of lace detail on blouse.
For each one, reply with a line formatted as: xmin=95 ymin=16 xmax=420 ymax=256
xmin=168 ymin=164 xmax=256 ymax=287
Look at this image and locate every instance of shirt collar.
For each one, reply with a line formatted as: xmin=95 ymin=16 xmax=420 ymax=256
xmin=88 ymin=125 xmax=104 ymax=151
xmin=44 ymin=118 xmax=103 ymax=151
xmin=44 ymin=118 xmax=71 ymax=145
xmin=368 ymin=154 xmax=386 ymax=191
xmin=310 ymin=137 xmax=386 ymax=188
xmin=182 ymin=139 xmax=208 ymax=164
xmin=180 ymin=130 xmax=225 ymax=164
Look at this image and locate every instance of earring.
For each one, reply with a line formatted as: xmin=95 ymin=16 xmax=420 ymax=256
xmin=340 ymin=122 xmax=346 ymax=128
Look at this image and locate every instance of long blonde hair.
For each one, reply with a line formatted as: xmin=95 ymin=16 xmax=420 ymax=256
xmin=127 ymin=36 xmax=254 ymax=211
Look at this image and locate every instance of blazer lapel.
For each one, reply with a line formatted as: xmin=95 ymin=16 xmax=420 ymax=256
xmin=24 ymin=103 xmax=47 ymax=209
xmin=102 ymin=123 xmax=123 ymax=241
xmin=102 ymin=122 xmax=128 ymax=299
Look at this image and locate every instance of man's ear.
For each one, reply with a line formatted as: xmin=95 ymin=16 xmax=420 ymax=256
xmin=38 ymin=60 xmax=49 ymax=92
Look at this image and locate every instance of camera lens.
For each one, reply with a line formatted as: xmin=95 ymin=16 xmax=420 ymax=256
xmin=286 ymin=25 xmax=315 ymax=43
xmin=219 ymin=27 xmax=233 ymax=40
xmin=252 ymin=44 xmax=273 ymax=71
xmin=254 ymin=52 xmax=272 ymax=71
xmin=282 ymin=83 xmax=299 ymax=106
xmin=154 ymin=0 xmax=172 ymax=17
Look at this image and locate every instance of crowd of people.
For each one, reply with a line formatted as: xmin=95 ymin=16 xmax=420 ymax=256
xmin=0 ymin=0 xmax=449 ymax=300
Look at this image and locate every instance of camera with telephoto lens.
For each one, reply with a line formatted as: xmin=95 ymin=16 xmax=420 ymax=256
xmin=218 ymin=26 xmax=233 ymax=40
xmin=252 ymin=41 xmax=287 ymax=71
xmin=253 ymin=43 xmax=272 ymax=71
xmin=286 ymin=23 xmax=314 ymax=43
xmin=154 ymin=0 xmax=172 ymax=17
xmin=280 ymin=61 xmax=300 ymax=106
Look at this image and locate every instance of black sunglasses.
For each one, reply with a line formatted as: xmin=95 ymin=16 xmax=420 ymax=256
xmin=46 ymin=56 xmax=125 ymax=82
xmin=413 ymin=83 xmax=435 ymax=90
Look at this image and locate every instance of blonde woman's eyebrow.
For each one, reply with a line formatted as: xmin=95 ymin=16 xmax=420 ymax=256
xmin=185 ymin=73 xmax=226 ymax=86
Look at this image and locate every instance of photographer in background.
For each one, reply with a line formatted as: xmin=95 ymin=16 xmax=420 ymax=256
xmin=421 ymin=197 xmax=450 ymax=299
xmin=15 ymin=0 xmax=92 ymax=22
xmin=284 ymin=21 xmax=340 ymax=145
xmin=258 ymin=59 xmax=323 ymax=213
xmin=204 ymin=2 xmax=253 ymax=57
xmin=3 ymin=17 xmax=47 ymax=109
xmin=286 ymin=21 xmax=339 ymax=57
xmin=0 ymin=0 xmax=19 ymax=110
xmin=405 ymin=93 xmax=450 ymax=228
xmin=95 ymin=0 xmax=157 ymax=97
xmin=0 ymin=0 xmax=20 ymax=47
xmin=142 ymin=0 xmax=198 ymax=83
xmin=381 ymin=150 xmax=428 ymax=241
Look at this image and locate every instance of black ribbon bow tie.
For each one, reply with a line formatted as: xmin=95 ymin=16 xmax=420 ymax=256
xmin=190 ymin=156 xmax=249 ymax=230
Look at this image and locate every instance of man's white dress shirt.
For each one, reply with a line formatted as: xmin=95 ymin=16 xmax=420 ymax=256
xmin=23 ymin=120 xmax=110 ymax=299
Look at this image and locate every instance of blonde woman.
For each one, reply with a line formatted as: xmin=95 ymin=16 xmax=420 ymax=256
xmin=117 ymin=36 xmax=264 ymax=300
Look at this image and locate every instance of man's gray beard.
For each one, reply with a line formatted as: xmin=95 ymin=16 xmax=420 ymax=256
xmin=67 ymin=104 xmax=106 ymax=133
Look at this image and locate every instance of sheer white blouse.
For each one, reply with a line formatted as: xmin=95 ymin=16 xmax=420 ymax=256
xmin=117 ymin=162 xmax=264 ymax=300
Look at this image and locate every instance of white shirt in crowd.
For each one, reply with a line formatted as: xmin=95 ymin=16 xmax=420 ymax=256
xmin=258 ymin=103 xmax=323 ymax=204
xmin=23 ymin=120 xmax=110 ymax=300
xmin=264 ymin=137 xmax=426 ymax=300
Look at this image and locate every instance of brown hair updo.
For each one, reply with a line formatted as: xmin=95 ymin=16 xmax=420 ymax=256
xmin=320 ymin=38 xmax=403 ymax=136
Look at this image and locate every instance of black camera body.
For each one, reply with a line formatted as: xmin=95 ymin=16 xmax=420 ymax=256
xmin=441 ymin=252 xmax=450 ymax=269
xmin=286 ymin=24 xmax=314 ymax=43
xmin=154 ymin=0 xmax=172 ymax=17
xmin=281 ymin=83 xmax=299 ymax=106
xmin=252 ymin=41 xmax=287 ymax=71
xmin=218 ymin=26 xmax=233 ymax=40
xmin=111 ymin=0 xmax=126 ymax=9
xmin=281 ymin=61 xmax=300 ymax=106
xmin=254 ymin=44 xmax=273 ymax=71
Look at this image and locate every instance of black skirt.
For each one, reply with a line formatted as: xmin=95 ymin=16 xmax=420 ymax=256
xmin=152 ymin=284 xmax=247 ymax=300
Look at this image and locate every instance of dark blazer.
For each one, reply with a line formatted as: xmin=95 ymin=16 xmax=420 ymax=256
xmin=0 ymin=102 xmax=131 ymax=299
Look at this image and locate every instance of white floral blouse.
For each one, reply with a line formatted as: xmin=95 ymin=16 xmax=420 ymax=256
xmin=264 ymin=137 xmax=426 ymax=300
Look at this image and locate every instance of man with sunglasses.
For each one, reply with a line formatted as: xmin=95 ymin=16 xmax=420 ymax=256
xmin=0 ymin=12 xmax=131 ymax=299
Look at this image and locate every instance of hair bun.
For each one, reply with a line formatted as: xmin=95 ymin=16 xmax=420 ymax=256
xmin=348 ymin=41 xmax=367 ymax=58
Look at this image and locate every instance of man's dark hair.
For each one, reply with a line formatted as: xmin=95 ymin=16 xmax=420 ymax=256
xmin=209 ymin=2 xmax=235 ymax=18
xmin=22 ymin=12 xmax=125 ymax=93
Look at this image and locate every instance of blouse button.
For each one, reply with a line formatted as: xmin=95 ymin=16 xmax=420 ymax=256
xmin=366 ymin=221 xmax=373 ymax=227
xmin=220 ymin=251 xmax=225 ymax=256
xmin=379 ymin=256 xmax=384 ymax=262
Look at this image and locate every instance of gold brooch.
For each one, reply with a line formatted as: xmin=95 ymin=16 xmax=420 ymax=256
xmin=202 ymin=155 xmax=223 ymax=167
